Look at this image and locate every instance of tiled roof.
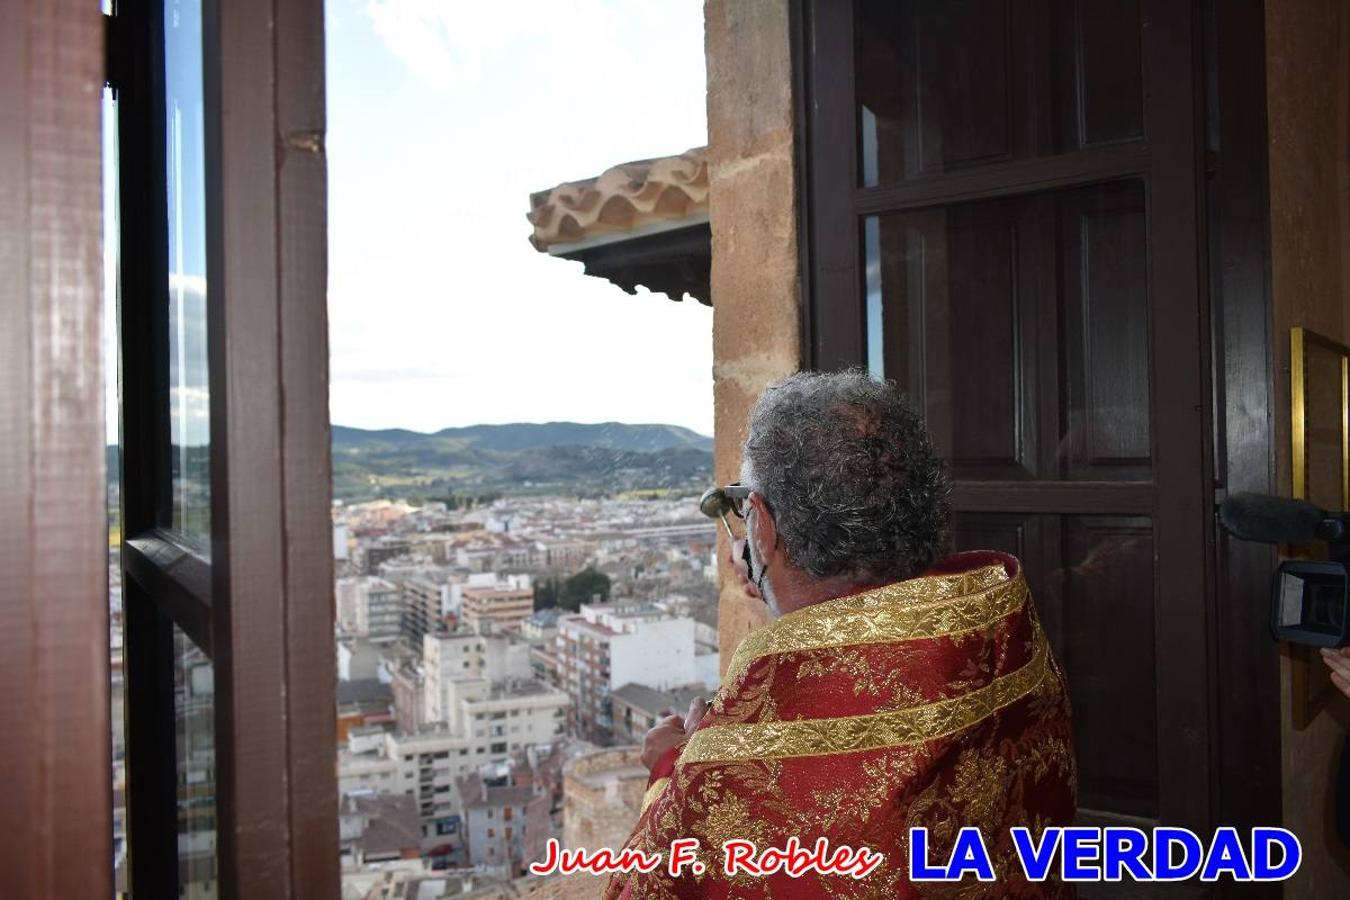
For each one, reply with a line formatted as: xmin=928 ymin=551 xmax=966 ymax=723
xmin=527 ymin=148 xmax=708 ymax=252
xmin=349 ymin=792 xmax=421 ymax=856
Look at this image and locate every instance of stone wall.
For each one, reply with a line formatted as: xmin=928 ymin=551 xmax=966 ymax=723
xmin=561 ymin=746 xmax=648 ymax=850
xmin=705 ymin=0 xmax=801 ymax=672
xmin=1266 ymin=0 xmax=1350 ymax=894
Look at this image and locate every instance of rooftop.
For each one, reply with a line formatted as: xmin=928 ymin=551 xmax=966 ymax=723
xmin=343 ymin=792 xmax=421 ymax=857
xmin=336 ymin=678 xmax=393 ymax=708
xmin=610 ymin=682 xmax=709 ymax=718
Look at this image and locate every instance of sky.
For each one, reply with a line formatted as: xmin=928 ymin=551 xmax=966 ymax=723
xmin=324 ymin=0 xmax=713 ymax=436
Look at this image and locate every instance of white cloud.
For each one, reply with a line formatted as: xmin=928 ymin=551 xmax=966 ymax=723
xmin=361 ymin=0 xmax=687 ymax=93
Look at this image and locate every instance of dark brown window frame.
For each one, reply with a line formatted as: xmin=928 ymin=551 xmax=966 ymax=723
xmin=0 ymin=3 xmax=111 ymax=897
xmin=113 ymin=0 xmax=336 ymax=897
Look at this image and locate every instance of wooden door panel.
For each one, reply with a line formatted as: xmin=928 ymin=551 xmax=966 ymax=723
xmin=869 ymin=183 xmax=1152 ymax=483
xmin=1058 ymin=181 xmax=1152 ymax=479
xmin=1057 ymin=514 xmax=1158 ymax=819
xmin=874 ymin=202 xmax=1035 ymax=480
xmin=1054 ymin=0 xmax=1146 ymax=148
xmin=954 ymin=511 xmax=1159 ymax=820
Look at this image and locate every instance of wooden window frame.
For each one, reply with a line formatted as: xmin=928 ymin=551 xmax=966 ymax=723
xmin=0 ymin=3 xmax=111 ymax=896
xmin=112 ymin=0 xmax=336 ymax=897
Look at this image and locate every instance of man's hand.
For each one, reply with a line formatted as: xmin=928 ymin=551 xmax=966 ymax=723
xmin=731 ymin=537 xmax=760 ymax=600
xmin=1321 ymin=647 xmax=1350 ymax=697
xmin=639 ymin=697 xmax=711 ymax=771
xmin=640 ymin=714 xmax=686 ymax=770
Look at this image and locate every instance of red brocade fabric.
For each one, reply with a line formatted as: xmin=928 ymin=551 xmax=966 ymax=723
xmin=604 ymin=552 xmax=1077 ymax=899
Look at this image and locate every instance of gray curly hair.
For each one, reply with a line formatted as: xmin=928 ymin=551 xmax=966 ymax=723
xmin=740 ymin=369 xmax=951 ymax=583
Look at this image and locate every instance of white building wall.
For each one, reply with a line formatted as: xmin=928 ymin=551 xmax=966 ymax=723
xmin=695 ymin=652 xmax=721 ymax=692
xmin=423 ymin=632 xmax=485 ymax=724
xmin=336 ymin=577 xmax=366 ymax=635
xmin=482 ymin=637 xmax=533 ymax=683
xmin=608 ymin=617 xmax=697 ymax=691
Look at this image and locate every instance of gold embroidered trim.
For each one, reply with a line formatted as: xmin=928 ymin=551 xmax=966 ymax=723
xmin=640 ymin=777 xmax=670 ymax=815
xmin=723 ymin=565 xmax=1023 ymax=686
xmin=682 ymin=630 xmax=1050 ymax=764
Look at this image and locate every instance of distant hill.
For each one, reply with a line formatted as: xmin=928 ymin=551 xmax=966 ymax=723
xmin=108 ymin=422 xmax=714 ymax=501
xmin=330 ymin=422 xmax=712 ymax=501
xmin=331 ymin=421 xmax=712 ymax=454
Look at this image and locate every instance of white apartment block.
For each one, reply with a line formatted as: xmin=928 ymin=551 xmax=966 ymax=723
xmin=338 ymin=677 xmax=568 ymax=842
xmin=356 ymin=577 xmax=402 ymax=640
xmin=422 ymin=629 xmax=533 ymax=724
xmin=335 ymin=576 xmax=364 ymax=635
xmin=557 ymin=603 xmax=719 ymax=740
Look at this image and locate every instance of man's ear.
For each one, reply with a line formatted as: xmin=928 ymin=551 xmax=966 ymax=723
xmin=748 ymin=492 xmax=778 ymax=563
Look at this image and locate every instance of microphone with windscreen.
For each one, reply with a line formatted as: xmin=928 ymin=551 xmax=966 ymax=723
xmin=1219 ymin=492 xmax=1347 ymax=543
xmin=1219 ymin=492 xmax=1350 ymax=647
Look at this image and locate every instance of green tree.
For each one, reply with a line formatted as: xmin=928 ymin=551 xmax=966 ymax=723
xmin=558 ymin=567 xmax=610 ymax=612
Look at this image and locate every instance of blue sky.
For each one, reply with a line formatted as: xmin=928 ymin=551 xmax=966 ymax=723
xmin=324 ymin=0 xmax=712 ymax=435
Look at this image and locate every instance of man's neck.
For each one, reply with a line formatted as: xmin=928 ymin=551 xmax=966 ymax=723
xmin=770 ymin=571 xmax=890 ymax=617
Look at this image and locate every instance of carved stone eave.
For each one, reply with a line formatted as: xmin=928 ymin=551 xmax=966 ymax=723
xmin=526 ymin=148 xmax=711 ymax=305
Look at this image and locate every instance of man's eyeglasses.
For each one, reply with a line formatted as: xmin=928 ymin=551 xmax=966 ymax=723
xmin=699 ymin=483 xmax=754 ymax=540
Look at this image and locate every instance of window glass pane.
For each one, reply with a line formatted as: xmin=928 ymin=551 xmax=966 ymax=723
xmin=103 ymin=81 xmax=129 ymax=894
xmin=175 ymin=624 xmax=217 ymax=898
xmin=165 ymin=0 xmax=210 ymax=547
xmin=854 ymin=0 xmax=1145 ymax=187
xmin=862 ymin=181 xmax=1151 ymax=481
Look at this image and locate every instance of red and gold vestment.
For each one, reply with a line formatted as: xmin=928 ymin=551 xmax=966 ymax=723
xmin=605 ymin=551 xmax=1076 ymax=899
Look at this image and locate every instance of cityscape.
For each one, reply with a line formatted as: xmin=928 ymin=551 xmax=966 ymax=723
xmin=110 ymin=425 xmax=722 ymax=898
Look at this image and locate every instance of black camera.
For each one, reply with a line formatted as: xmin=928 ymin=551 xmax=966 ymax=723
xmin=1272 ymin=561 xmax=1349 ymax=646
xmin=1220 ymin=492 xmax=1350 ymax=647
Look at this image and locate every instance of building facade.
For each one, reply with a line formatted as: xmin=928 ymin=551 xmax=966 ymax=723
xmin=557 ymin=602 xmax=717 ymax=741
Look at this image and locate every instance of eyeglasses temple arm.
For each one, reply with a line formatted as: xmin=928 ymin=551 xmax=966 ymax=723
xmin=717 ymin=512 xmax=736 ymax=543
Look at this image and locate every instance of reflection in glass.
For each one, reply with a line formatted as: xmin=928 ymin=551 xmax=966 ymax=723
xmin=175 ymin=625 xmax=217 ymax=898
xmin=854 ymin=0 xmax=1145 ymax=187
xmin=166 ymin=0 xmax=210 ymax=546
xmin=863 ymin=216 xmax=884 ymax=380
xmin=862 ymin=181 xmax=1151 ymax=481
xmin=103 ymin=80 xmax=130 ymax=892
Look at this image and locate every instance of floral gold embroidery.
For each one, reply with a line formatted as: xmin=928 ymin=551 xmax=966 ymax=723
xmin=680 ymin=630 xmax=1050 ymax=764
xmin=723 ymin=567 xmax=1025 ymax=686
xmin=640 ymin=777 xmax=670 ymax=816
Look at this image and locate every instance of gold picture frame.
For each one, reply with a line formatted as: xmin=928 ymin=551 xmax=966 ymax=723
xmin=1291 ymin=326 xmax=1350 ymax=508
xmin=1288 ymin=326 xmax=1350 ymax=729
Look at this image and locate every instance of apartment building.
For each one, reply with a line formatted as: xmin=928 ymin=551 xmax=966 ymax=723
xmin=460 ymin=781 xmax=544 ymax=874
xmin=339 ymin=678 xmax=568 ymax=842
xmin=422 ymin=628 xmax=534 ymax=725
xmin=460 ymin=576 xmax=534 ymax=632
xmin=359 ymin=577 xmax=404 ymax=641
xmin=398 ymin=576 xmax=446 ymax=649
xmin=557 ymin=603 xmax=718 ymax=741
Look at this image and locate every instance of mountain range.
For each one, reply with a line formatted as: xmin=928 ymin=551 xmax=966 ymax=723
xmin=105 ymin=422 xmax=714 ymax=502
xmin=331 ymin=421 xmax=712 ymax=500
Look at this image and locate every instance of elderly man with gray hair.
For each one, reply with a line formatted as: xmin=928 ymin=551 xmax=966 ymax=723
xmin=606 ymin=370 xmax=1077 ymax=899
